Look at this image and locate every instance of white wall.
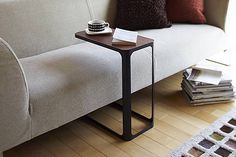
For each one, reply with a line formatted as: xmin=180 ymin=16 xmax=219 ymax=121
xmin=225 ymin=0 xmax=236 ymax=61
xmin=226 ymin=0 xmax=236 ymax=50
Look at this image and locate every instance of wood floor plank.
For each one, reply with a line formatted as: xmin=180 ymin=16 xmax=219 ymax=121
xmin=66 ymin=122 xmax=130 ymax=157
xmin=53 ymin=127 xmax=106 ymax=157
xmin=132 ymin=92 xmax=210 ymax=128
xmin=143 ymin=128 xmax=181 ymax=150
xmin=132 ymin=135 xmax=171 ymax=157
xmin=36 ymin=134 xmax=81 ymax=157
xmin=88 ymin=110 xmax=171 ymax=157
xmin=211 ymin=109 xmax=227 ymax=117
xmin=97 ymin=96 xmax=196 ymax=144
xmin=154 ymin=119 xmax=192 ymax=143
xmin=5 ymin=140 xmax=55 ymax=157
xmin=78 ymin=119 xmax=157 ymax=157
xmin=192 ymin=110 xmax=218 ymax=123
xmin=98 ymin=106 xmax=181 ymax=150
xmin=157 ymin=105 xmax=209 ymax=128
xmin=159 ymin=115 xmax=201 ymax=135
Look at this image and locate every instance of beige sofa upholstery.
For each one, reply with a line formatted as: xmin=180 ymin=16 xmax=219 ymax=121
xmin=0 ymin=38 xmax=31 ymax=153
xmin=205 ymin=0 xmax=229 ymax=30
xmin=0 ymin=0 xmax=229 ymax=155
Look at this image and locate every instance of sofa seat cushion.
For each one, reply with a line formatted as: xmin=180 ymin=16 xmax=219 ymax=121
xmin=138 ymin=24 xmax=227 ymax=81
xmin=20 ymin=42 xmax=152 ymax=137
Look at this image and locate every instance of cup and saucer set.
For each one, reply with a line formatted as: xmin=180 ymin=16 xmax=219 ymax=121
xmin=85 ymin=19 xmax=112 ymax=35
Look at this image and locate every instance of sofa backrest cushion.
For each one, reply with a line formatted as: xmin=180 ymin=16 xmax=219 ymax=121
xmin=0 ymin=0 xmax=229 ymax=58
xmin=0 ymin=0 xmax=117 ymax=58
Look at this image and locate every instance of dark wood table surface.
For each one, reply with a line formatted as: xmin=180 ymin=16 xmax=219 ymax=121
xmin=75 ymin=29 xmax=154 ymax=53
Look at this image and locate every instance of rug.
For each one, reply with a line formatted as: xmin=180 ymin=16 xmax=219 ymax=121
xmin=168 ymin=109 xmax=236 ymax=157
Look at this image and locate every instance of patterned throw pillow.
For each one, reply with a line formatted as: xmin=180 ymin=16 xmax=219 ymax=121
xmin=166 ymin=0 xmax=206 ymax=24
xmin=115 ymin=0 xmax=172 ymax=31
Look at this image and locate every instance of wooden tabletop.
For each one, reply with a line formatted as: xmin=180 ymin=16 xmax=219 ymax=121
xmin=75 ymin=29 xmax=154 ymax=53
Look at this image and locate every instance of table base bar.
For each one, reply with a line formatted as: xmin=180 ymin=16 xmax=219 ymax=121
xmin=86 ymin=102 xmax=153 ymax=141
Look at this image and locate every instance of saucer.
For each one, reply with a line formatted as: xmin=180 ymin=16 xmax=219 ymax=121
xmin=85 ymin=27 xmax=112 ymax=35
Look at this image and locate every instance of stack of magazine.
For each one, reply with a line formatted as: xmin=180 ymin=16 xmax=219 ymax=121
xmin=181 ymin=60 xmax=235 ymax=106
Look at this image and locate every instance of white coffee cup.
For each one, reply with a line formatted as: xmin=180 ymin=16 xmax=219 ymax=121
xmin=88 ymin=19 xmax=110 ymax=32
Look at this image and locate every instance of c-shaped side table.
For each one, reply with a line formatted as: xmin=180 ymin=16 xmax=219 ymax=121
xmin=75 ymin=30 xmax=154 ymax=141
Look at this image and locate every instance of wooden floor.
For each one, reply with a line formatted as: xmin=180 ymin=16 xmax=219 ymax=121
xmin=5 ymin=70 xmax=236 ymax=157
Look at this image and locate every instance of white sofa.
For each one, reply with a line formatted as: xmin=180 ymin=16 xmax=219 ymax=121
xmin=0 ymin=0 xmax=229 ymax=156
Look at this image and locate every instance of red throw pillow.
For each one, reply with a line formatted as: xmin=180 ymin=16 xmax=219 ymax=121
xmin=166 ymin=0 xmax=206 ymax=24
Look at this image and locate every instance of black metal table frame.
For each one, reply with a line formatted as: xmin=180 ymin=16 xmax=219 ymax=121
xmin=87 ymin=43 xmax=155 ymax=141
xmin=75 ymin=32 xmax=154 ymax=141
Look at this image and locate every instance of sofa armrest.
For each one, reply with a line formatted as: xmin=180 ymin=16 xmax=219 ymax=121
xmin=0 ymin=38 xmax=31 ymax=152
xmin=205 ymin=0 xmax=229 ymax=31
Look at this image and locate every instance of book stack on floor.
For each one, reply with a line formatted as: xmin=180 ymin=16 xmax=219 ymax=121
xmin=181 ymin=59 xmax=235 ymax=106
